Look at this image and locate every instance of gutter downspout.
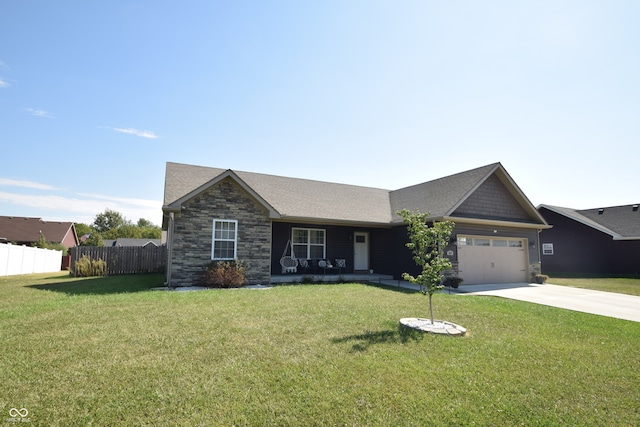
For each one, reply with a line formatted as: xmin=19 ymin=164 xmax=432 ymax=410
xmin=164 ymin=212 xmax=174 ymax=287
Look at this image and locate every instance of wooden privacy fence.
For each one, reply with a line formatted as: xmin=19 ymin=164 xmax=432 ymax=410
xmin=70 ymin=246 xmax=167 ymax=275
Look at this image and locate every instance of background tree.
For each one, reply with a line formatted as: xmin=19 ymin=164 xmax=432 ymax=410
xmin=137 ymin=218 xmax=162 ymax=239
xmin=75 ymin=223 xmax=92 ymax=240
xmin=93 ymin=209 xmax=128 ymax=240
xmin=82 ymin=232 xmax=104 ymax=247
xmin=398 ymin=209 xmax=455 ymax=325
xmin=75 ymin=222 xmax=105 ymax=246
xmin=76 ymin=209 xmax=161 ymax=243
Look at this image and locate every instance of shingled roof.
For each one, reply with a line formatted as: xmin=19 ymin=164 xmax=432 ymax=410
xmin=164 ymin=162 xmax=392 ymax=224
xmin=539 ymin=204 xmax=640 ymax=240
xmin=164 ymin=162 xmax=545 ymax=226
xmin=0 ymin=216 xmax=76 ymax=246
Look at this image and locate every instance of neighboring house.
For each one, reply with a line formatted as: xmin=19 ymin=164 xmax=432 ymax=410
xmin=104 ymin=238 xmax=163 ymax=247
xmin=538 ymin=204 xmax=640 ymax=276
xmin=0 ymin=216 xmax=78 ymax=250
xmin=162 ymin=162 xmax=550 ymax=286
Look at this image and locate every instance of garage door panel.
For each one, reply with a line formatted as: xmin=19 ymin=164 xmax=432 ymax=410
xmin=457 ymin=237 xmax=528 ymax=284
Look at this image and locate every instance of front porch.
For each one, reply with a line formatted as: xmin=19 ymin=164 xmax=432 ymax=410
xmin=270 ymin=272 xmax=393 ymax=284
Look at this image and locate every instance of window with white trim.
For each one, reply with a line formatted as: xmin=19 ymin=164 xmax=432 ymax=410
xmin=212 ymin=219 xmax=238 ymax=260
xmin=542 ymin=243 xmax=554 ymax=255
xmin=292 ymin=227 xmax=326 ymax=259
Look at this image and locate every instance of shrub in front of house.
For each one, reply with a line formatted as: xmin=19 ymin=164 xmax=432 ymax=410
xmin=534 ymin=274 xmax=549 ymax=284
xmin=202 ymin=260 xmax=246 ymax=288
xmin=442 ymin=276 xmax=463 ymax=289
xmin=70 ymin=255 xmax=107 ymax=277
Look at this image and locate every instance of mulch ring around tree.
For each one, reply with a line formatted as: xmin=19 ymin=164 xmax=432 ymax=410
xmin=400 ymin=318 xmax=467 ymax=336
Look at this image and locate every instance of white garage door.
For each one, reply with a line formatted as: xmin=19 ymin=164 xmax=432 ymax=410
xmin=457 ymin=236 xmax=528 ymax=284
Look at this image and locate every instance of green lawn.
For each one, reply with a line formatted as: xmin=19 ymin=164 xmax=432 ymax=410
xmin=1 ymin=273 xmax=639 ymax=426
xmin=549 ymin=276 xmax=640 ymax=296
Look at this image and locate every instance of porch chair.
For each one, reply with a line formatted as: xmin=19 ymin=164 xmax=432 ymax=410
xmin=280 ymin=256 xmax=298 ymax=274
xmin=280 ymin=239 xmax=298 ymax=274
xmin=318 ymin=259 xmax=339 ymax=275
xmin=334 ymin=259 xmax=346 ymax=274
xmin=317 ymin=259 xmax=329 ymax=274
xmin=297 ymin=258 xmax=310 ymax=274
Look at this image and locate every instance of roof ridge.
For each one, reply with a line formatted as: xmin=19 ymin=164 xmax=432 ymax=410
xmin=234 ymin=169 xmax=392 ymax=192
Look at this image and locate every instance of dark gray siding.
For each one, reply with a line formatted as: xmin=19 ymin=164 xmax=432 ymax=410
xmin=539 ymin=207 xmax=640 ymax=276
xmin=271 ymin=222 xmax=361 ymax=274
xmin=454 ymin=174 xmax=532 ymax=222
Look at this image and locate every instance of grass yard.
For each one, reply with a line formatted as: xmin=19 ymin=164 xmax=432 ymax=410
xmin=549 ymin=276 xmax=640 ymax=296
xmin=1 ymin=273 xmax=639 ymax=426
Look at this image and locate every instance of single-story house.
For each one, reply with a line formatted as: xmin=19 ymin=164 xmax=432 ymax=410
xmin=0 ymin=216 xmax=78 ymax=250
xmin=162 ymin=161 xmax=550 ymax=286
xmin=538 ymin=204 xmax=640 ymax=276
xmin=104 ymin=238 xmax=163 ymax=247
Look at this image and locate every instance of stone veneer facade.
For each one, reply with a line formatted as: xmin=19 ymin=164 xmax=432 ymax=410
xmin=169 ymin=177 xmax=272 ymax=286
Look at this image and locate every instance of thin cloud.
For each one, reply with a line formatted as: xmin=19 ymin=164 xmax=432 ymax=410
xmin=112 ymin=127 xmax=158 ymax=139
xmin=0 ymin=191 xmax=101 ymax=215
xmin=0 ymin=178 xmax=59 ymax=190
xmin=25 ymin=108 xmax=54 ymax=118
xmin=0 ymin=191 xmax=162 ymax=224
xmin=76 ymin=192 xmax=162 ymax=209
xmin=0 ymin=78 xmax=8 ymax=88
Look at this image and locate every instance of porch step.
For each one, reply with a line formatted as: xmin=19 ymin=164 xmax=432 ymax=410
xmin=270 ymin=273 xmax=393 ymax=284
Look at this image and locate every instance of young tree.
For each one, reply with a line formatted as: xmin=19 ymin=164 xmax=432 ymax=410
xmin=398 ymin=209 xmax=455 ymax=324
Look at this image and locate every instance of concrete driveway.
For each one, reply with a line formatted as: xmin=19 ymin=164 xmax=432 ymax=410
xmin=454 ymin=282 xmax=640 ymax=323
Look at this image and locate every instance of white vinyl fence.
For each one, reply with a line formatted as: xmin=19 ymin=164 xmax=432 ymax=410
xmin=0 ymin=243 xmax=62 ymax=276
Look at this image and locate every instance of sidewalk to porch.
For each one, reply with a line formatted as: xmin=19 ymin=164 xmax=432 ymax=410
xmin=270 ymin=272 xmax=393 ymax=284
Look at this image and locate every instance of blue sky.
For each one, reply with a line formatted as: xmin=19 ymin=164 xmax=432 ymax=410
xmin=1 ymin=1 xmax=639 ymax=226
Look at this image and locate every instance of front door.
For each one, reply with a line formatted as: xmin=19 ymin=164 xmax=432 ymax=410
xmin=353 ymin=232 xmax=369 ymax=271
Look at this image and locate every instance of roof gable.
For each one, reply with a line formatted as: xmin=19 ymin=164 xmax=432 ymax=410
xmin=389 ymin=163 xmax=499 ymax=221
xmin=390 ymin=163 xmax=546 ymax=226
xmin=165 ymin=168 xmax=279 ymax=218
xmin=453 ymin=172 xmax=539 ymax=223
xmin=112 ymin=238 xmax=163 ymax=247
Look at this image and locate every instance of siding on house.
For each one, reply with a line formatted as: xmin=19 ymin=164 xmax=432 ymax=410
xmin=170 ymin=177 xmax=272 ymax=286
xmin=538 ymin=206 xmax=640 ymax=276
xmin=271 ymin=222 xmax=386 ymax=275
xmin=453 ymin=174 xmax=532 ymax=222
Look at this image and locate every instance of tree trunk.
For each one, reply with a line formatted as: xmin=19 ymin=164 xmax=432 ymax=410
xmin=429 ymin=294 xmax=434 ymax=324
